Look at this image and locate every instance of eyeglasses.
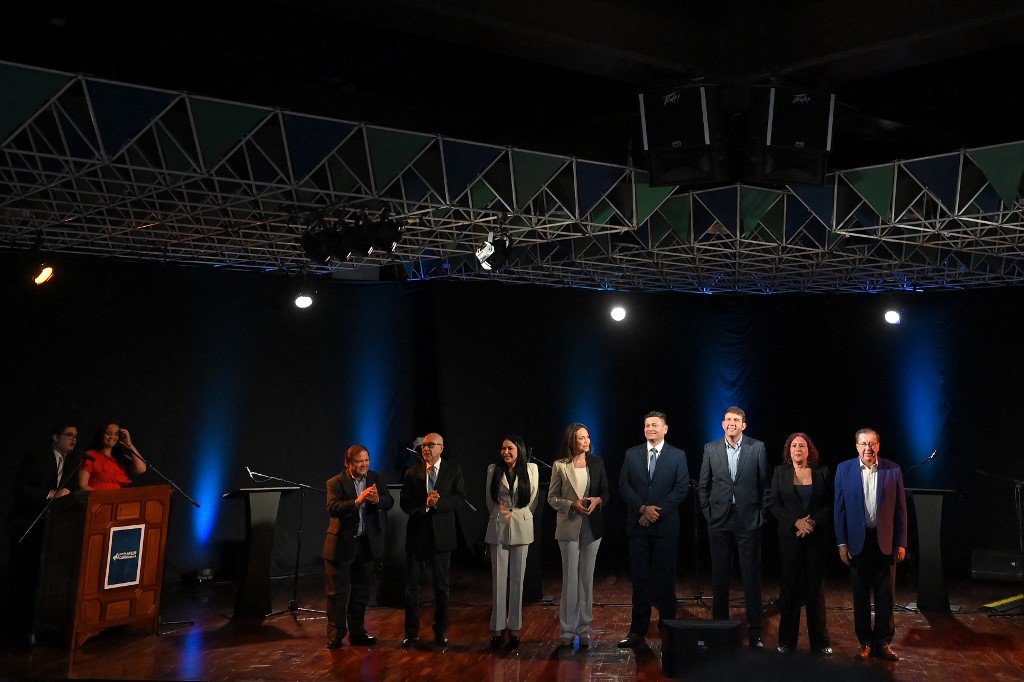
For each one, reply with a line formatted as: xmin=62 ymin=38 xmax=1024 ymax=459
xmin=421 ymin=442 xmax=442 ymax=449
xmin=60 ymin=432 xmax=77 ymax=439
xmin=856 ymin=442 xmax=879 ymax=448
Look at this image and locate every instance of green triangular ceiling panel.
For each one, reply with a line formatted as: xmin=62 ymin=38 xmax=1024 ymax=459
xmin=969 ymin=142 xmax=1024 ymax=207
xmin=740 ymin=187 xmax=782 ymax=238
xmin=660 ymin=195 xmax=691 ymax=243
xmin=189 ymin=97 xmax=270 ymax=171
xmin=843 ymin=165 xmax=895 ymax=221
xmin=0 ymin=63 xmax=72 ymax=143
xmin=469 ymin=179 xmax=497 ymax=210
xmin=365 ymin=127 xmax=432 ymax=192
xmin=328 ymin=157 xmax=360 ymax=194
xmin=86 ymin=79 xmax=176 ymax=158
xmin=510 ymin=150 xmax=567 ymax=210
xmin=634 ymin=180 xmax=676 ymax=227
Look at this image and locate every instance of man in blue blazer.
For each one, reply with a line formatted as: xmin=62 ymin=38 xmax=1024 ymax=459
xmin=698 ymin=406 xmax=769 ymax=648
xmin=400 ymin=432 xmax=466 ymax=648
xmin=834 ymin=428 xmax=907 ymax=662
xmin=323 ymin=444 xmax=394 ymax=649
xmin=617 ymin=411 xmax=689 ymax=648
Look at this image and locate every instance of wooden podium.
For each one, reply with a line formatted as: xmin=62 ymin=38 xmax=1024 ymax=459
xmin=32 ymin=485 xmax=173 ymax=647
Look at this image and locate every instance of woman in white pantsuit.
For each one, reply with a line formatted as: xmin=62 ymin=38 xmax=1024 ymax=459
xmin=547 ymin=423 xmax=610 ymax=647
xmin=485 ymin=434 xmax=539 ymax=648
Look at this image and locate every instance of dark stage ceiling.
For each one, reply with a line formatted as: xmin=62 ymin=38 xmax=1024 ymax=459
xmin=3 ymin=1 xmax=1024 ymax=293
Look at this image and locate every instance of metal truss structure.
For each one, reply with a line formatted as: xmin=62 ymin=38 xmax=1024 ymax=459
xmin=2 ymin=61 xmax=1024 ymax=294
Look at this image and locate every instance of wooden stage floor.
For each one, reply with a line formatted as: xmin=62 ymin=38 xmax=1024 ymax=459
xmin=1 ymin=568 xmax=1023 ymax=681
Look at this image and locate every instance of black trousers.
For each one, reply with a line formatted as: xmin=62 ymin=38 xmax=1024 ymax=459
xmin=404 ymin=549 xmax=451 ymax=638
xmin=324 ymin=535 xmax=373 ymax=640
xmin=777 ymin=533 xmax=829 ymax=648
xmin=849 ymin=527 xmax=896 ymax=647
xmin=627 ymin=530 xmax=678 ymax=635
xmin=708 ymin=506 xmax=763 ymax=635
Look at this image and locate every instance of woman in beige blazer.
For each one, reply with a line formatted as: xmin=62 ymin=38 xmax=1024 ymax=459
xmin=547 ymin=423 xmax=610 ymax=647
xmin=485 ymin=434 xmax=540 ymax=648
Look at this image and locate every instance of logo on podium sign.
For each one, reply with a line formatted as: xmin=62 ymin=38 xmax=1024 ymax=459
xmin=104 ymin=524 xmax=145 ymax=589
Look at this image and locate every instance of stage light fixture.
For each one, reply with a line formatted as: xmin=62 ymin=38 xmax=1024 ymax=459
xmin=295 ymin=292 xmax=313 ymax=308
xmin=300 ymin=229 xmax=331 ymax=264
xmin=33 ymin=262 xmax=55 ymax=285
xmin=367 ymin=218 xmax=404 ymax=254
xmin=610 ymin=306 xmax=626 ymax=322
xmin=884 ymin=309 xmax=902 ymax=325
xmin=476 ymin=230 xmax=510 ymax=270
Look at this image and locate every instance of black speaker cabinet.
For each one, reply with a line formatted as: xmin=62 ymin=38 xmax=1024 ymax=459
xmin=972 ymin=548 xmax=1024 ymax=582
xmin=640 ymin=85 xmax=729 ymax=187
xmin=661 ymin=619 xmax=742 ymax=677
xmin=747 ymin=86 xmax=835 ymax=185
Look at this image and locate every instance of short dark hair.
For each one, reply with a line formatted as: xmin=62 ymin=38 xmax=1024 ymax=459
xmin=725 ymin=406 xmax=746 ymax=420
xmin=345 ymin=444 xmax=369 ymax=464
xmin=854 ymin=428 xmax=879 ymax=443
xmin=50 ymin=422 xmax=75 ymax=439
xmin=645 ymin=411 xmax=668 ymax=424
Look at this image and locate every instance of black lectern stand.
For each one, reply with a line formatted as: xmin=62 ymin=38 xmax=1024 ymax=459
xmin=223 ymin=486 xmax=299 ymax=620
xmin=906 ymin=488 xmax=958 ymax=612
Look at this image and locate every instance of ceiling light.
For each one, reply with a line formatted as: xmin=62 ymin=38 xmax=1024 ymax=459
xmin=33 ymin=263 xmax=55 ymax=285
xmin=884 ymin=309 xmax=901 ymax=324
xmin=476 ymin=230 xmax=510 ymax=270
xmin=610 ymin=306 xmax=626 ymax=321
xmin=294 ymin=292 xmax=313 ymax=308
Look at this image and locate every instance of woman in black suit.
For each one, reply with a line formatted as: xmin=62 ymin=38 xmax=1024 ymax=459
xmin=768 ymin=432 xmax=832 ymax=655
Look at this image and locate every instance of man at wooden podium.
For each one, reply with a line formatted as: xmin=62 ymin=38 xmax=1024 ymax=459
xmin=6 ymin=423 xmax=79 ymax=643
xmin=323 ymin=444 xmax=394 ymax=649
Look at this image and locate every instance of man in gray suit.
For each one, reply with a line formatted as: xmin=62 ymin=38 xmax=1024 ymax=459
xmin=698 ymin=406 xmax=769 ymax=648
xmin=617 ymin=411 xmax=689 ymax=649
xmin=323 ymin=444 xmax=394 ymax=649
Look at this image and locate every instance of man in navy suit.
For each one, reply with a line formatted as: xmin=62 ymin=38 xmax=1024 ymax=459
xmin=834 ymin=428 xmax=907 ymax=662
xmin=323 ymin=444 xmax=394 ymax=649
xmin=617 ymin=411 xmax=689 ymax=648
xmin=400 ymin=432 xmax=465 ymax=648
xmin=698 ymin=406 xmax=769 ymax=648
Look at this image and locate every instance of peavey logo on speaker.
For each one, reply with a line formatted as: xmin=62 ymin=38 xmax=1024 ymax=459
xmin=662 ymin=91 xmax=680 ymax=106
xmin=792 ymin=94 xmax=811 ymax=104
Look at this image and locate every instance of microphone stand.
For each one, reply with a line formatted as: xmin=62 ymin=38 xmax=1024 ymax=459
xmin=677 ymin=480 xmax=711 ymax=609
xmin=975 ymin=469 xmax=1024 ymax=616
xmin=904 ymin=450 xmax=938 ymax=480
xmin=128 ymin=446 xmax=201 ymax=509
xmin=18 ymin=452 xmax=90 ymax=544
xmin=246 ymin=467 xmax=327 ymax=616
xmin=122 ymin=446 xmax=203 ymax=634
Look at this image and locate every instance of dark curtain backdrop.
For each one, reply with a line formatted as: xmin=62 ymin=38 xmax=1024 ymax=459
xmin=1 ymin=254 xmax=1019 ymax=584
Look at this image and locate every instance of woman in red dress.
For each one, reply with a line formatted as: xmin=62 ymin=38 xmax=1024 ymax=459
xmin=79 ymin=421 xmax=147 ymax=490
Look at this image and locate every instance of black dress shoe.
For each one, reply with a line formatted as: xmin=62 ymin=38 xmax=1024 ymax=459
xmin=776 ymin=644 xmax=793 ymax=654
xmin=617 ymin=632 xmax=644 ymax=648
xmin=350 ymin=633 xmax=377 ymax=646
xmin=326 ymin=637 xmax=344 ymax=649
xmin=874 ymin=643 xmax=899 ymax=661
xmin=401 ymin=637 xmax=418 ymax=648
xmin=490 ymin=635 xmax=503 ymax=648
xmin=435 ymin=632 xmax=448 ymax=647
xmin=508 ymin=634 xmax=520 ymax=648
xmin=749 ymin=635 xmax=764 ymax=649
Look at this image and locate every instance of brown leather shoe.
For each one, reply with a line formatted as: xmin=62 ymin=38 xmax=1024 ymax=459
xmin=874 ymin=643 xmax=899 ymax=661
xmin=855 ymin=644 xmax=872 ymax=660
